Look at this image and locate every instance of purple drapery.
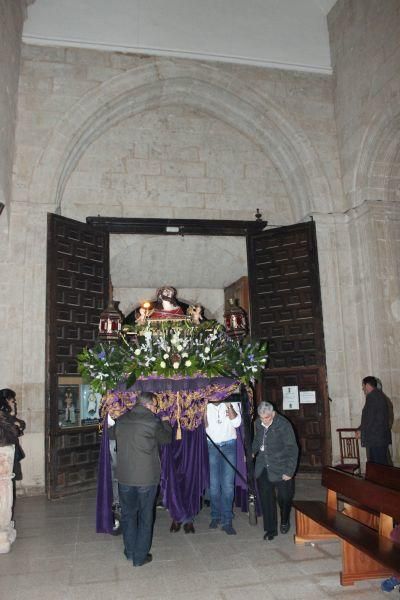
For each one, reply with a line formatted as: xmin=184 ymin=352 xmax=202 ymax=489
xmin=96 ymin=422 xmax=250 ymax=532
xmin=95 ymin=375 xmax=250 ymax=533
xmin=96 ymin=424 xmax=114 ymax=534
xmin=160 ymin=424 xmax=209 ymax=522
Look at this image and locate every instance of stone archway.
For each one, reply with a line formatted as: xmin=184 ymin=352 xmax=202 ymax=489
xmin=354 ymin=99 xmax=400 ymax=205
xmin=30 ymin=60 xmax=334 ymax=220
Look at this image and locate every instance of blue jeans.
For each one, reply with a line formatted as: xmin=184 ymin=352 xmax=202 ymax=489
xmin=207 ymin=439 xmax=236 ymax=526
xmin=118 ymin=483 xmax=158 ymax=566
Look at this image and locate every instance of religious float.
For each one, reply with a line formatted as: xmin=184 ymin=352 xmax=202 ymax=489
xmin=77 ymin=286 xmax=268 ymax=533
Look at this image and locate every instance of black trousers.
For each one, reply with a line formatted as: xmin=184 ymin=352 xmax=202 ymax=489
xmin=257 ymin=468 xmax=294 ymax=534
xmin=367 ymin=446 xmax=389 ymax=465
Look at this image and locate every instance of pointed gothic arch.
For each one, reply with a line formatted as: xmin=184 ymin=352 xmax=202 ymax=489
xmin=354 ymin=97 xmax=400 ymax=204
xmin=30 ymin=60 xmax=333 ymax=220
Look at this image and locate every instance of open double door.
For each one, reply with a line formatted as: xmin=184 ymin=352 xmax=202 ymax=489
xmin=46 ymin=214 xmax=330 ymax=498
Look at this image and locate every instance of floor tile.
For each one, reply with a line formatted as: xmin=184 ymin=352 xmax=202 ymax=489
xmin=4 ymin=478 xmax=388 ymax=600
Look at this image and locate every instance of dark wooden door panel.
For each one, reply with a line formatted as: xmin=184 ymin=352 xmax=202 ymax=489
xmin=46 ymin=214 xmax=109 ymax=498
xmin=247 ymin=221 xmax=331 ymax=471
xmin=247 ymin=221 xmax=324 ymax=368
xmin=262 ymin=367 xmax=331 ymax=470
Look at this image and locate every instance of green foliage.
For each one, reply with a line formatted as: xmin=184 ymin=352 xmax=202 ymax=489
xmin=77 ymin=320 xmax=268 ymax=392
xmin=77 ymin=343 xmax=131 ymax=394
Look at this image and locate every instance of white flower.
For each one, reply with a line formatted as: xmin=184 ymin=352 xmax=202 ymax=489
xmin=204 ymin=347 xmax=210 ymax=354
xmin=185 ymin=360 xmax=192 ymax=367
xmin=177 ymin=344 xmax=183 ymax=351
xmin=182 ymin=352 xmax=188 ymax=358
xmin=163 ymin=353 xmax=169 ymax=359
xmin=160 ymin=361 xmax=166 ymax=368
xmin=134 ymin=348 xmax=141 ymax=356
xmin=173 ymin=361 xmax=180 ymax=369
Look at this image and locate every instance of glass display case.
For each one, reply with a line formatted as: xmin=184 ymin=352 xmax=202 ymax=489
xmin=57 ymin=376 xmax=101 ymax=429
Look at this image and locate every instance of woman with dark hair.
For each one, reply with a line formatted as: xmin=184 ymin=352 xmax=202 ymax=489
xmin=0 ymin=388 xmax=26 ymax=517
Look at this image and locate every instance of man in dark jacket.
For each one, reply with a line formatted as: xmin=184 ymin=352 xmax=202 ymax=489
xmin=358 ymin=376 xmax=391 ymax=464
xmin=110 ymin=392 xmax=172 ymax=566
xmin=252 ymin=401 xmax=298 ymax=541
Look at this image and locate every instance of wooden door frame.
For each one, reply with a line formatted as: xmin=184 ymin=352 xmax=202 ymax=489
xmin=85 ymin=215 xmax=267 ymax=236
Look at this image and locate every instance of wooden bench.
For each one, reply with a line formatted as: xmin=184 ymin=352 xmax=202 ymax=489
xmin=293 ymin=466 xmax=400 ymax=586
xmin=342 ymin=463 xmax=400 ymax=528
xmin=365 ymin=462 xmax=400 ymax=491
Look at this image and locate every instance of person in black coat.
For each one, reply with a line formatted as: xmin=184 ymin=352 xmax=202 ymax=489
xmin=358 ymin=376 xmax=392 ymax=465
xmin=0 ymin=388 xmax=26 ymax=519
xmin=109 ymin=392 xmax=172 ymax=567
xmin=252 ymin=401 xmax=298 ymax=541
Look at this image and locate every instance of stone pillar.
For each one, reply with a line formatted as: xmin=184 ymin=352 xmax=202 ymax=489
xmin=313 ymin=200 xmax=400 ymax=467
xmin=312 ymin=212 xmax=357 ymax=464
xmin=0 ymin=445 xmax=16 ymax=553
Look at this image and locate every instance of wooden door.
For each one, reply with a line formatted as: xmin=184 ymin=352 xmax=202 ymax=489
xmin=46 ymin=214 xmax=109 ymax=498
xmin=247 ymin=221 xmax=331 ymax=470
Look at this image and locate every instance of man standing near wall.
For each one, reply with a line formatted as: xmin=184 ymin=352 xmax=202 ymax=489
xmin=109 ymin=392 xmax=172 ymax=566
xmin=358 ymin=376 xmax=392 ymax=465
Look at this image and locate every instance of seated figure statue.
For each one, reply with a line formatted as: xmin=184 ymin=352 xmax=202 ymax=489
xmin=130 ymin=286 xmax=203 ymax=326
xmin=149 ymin=286 xmax=187 ymax=320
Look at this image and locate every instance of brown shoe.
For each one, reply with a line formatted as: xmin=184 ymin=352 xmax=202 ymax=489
xmin=170 ymin=520 xmax=181 ymax=532
xmin=183 ymin=522 xmax=195 ymax=534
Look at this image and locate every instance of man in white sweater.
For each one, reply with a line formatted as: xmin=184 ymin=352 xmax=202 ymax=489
xmin=206 ymin=398 xmax=241 ymax=535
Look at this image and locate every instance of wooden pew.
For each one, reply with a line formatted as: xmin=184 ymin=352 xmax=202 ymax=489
xmin=293 ymin=466 xmax=400 ymax=586
xmin=365 ymin=462 xmax=400 ymax=491
xmin=342 ymin=463 xmax=400 ymax=527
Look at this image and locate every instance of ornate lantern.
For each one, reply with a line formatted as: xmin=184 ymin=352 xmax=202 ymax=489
xmin=224 ymin=298 xmax=248 ymax=338
xmin=99 ymin=299 xmax=123 ymax=340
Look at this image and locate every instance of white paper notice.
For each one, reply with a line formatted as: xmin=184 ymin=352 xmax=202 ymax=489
xmin=282 ymin=386 xmax=299 ymax=410
xmin=300 ymin=391 xmax=316 ymax=404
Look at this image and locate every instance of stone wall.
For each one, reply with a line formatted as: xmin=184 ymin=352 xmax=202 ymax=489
xmin=328 ymin=1 xmax=400 ymax=463
xmin=8 ymin=44 xmax=344 ymax=489
xmin=3 ymin=6 xmax=399 ymax=490
xmin=328 ymin=0 xmax=400 ymax=208
xmin=0 ymin=0 xmax=24 ymax=225
xmin=0 ymin=0 xmax=44 ymax=493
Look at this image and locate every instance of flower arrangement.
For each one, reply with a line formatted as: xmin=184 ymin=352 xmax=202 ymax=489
xmin=77 ymin=320 xmax=268 ymax=394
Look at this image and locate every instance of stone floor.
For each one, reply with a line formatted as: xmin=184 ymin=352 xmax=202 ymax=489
xmin=0 ymin=478 xmax=387 ymax=600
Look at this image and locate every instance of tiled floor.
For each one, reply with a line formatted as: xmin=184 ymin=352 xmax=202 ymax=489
xmin=1 ymin=478 xmax=384 ymax=600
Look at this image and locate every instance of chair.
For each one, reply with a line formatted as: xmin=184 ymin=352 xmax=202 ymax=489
xmin=335 ymin=428 xmax=361 ymax=475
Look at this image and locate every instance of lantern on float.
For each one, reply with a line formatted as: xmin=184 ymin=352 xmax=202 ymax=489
xmin=224 ymin=298 xmax=248 ymax=338
xmin=98 ymin=299 xmax=123 ymax=340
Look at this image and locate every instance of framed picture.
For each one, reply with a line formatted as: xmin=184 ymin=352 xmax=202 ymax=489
xmin=57 ymin=379 xmax=81 ymax=428
xmin=80 ymin=384 xmax=101 ymax=425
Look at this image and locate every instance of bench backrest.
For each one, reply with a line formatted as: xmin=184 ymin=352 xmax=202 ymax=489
xmin=365 ymin=462 xmax=400 ymax=491
xmin=322 ymin=466 xmax=400 ymax=522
